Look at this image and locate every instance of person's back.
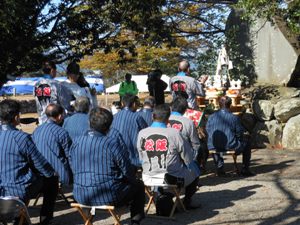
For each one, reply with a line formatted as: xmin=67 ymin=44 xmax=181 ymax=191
xmin=70 ymin=107 xmax=145 ymax=224
xmin=0 ymin=99 xmax=58 ymax=224
xmin=137 ymin=104 xmax=200 ymax=209
xmin=137 ymin=96 xmax=155 ymax=127
xmin=206 ymin=108 xmax=243 ymax=151
xmin=32 ymin=104 xmax=73 ymax=185
xmin=0 ymin=127 xmax=53 ymax=198
xmin=147 ymin=70 xmax=167 ymax=105
xmin=35 ymin=61 xmax=73 ymax=124
xmin=170 ymin=60 xmax=206 ymax=109
xmin=206 ymin=96 xmax=254 ymax=177
xmin=169 ymin=97 xmax=200 ymax=156
xmin=63 ymin=97 xmax=90 ymax=140
xmin=111 ymin=94 xmax=147 ymax=166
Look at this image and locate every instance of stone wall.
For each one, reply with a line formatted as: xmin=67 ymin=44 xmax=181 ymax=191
xmin=242 ymin=85 xmax=300 ymax=150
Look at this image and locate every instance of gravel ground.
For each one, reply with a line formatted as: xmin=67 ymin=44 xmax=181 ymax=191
xmin=26 ymin=148 xmax=300 ymax=225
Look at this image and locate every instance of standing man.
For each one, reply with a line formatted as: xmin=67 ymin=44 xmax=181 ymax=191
xmin=70 ymin=107 xmax=145 ymax=225
xmin=147 ymin=69 xmax=168 ymax=105
xmin=63 ymin=97 xmax=90 ymax=140
xmin=169 ymin=97 xmax=201 ymax=159
xmin=0 ymin=99 xmax=58 ymax=225
xmin=170 ymin=60 xmax=207 ymax=109
xmin=206 ymin=96 xmax=254 ymax=176
xmin=32 ymin=103 xmax=73 ymax=185
xmin=111 ymin=94 xmax=147 ymax=166
xmin=137 ymin=104 xmax=200 ymax=209
xmin=34 ymin=61 xmax=74 ymax=124
xmin=118 ymin=73 xmax=138 ymax=101
xmin=137 ymin=96 xmax=155 ymax=126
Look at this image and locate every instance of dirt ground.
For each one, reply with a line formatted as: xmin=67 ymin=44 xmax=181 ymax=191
xmin=26 ymin=148 xmax=300 ymax=225
xmin=3 ymin=94 xmax=300 ymax=225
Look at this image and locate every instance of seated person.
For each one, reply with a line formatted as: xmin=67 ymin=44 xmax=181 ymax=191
xmin=111 ymin=94 xmax=147 ymax=166
xmin=137 ymin=104 xmax=200 ymax=209
xmin=137 ymin=96 xmax=155 ymax=126
xmin=206 ymin=96 xmax=254 ymax=176
xmin=169 ymin=97 xmax=201 ymax=158
xmin=0 ymin=99 xmax=58 ymax=225
xmin=70 ymin=107 xmax=145 ymax=225
xmin=63 ymin=97 xmax=90 ymax=140
xmin=32 ymin=103 xmax=73 ymax=185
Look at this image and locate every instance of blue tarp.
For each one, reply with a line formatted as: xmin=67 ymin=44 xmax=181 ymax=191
xmin=0 ymin=76 xmax=105 ymax=95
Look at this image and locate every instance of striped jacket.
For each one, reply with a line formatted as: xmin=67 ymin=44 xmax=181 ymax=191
xmin=32 ymin=120 xmax=73 ymax=184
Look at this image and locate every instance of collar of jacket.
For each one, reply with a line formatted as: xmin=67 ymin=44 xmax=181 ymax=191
xmin=0 ymin=124 xmax=18 ymax=131
xmin=177 ymin=71 xmax=186 ymax=76
xmin=171 ymin=111 xmax=182 ymax=116
xmin=151 ymin=121 xmax=167 ymax=128
xmin=88 ymin=130 xmax=105 ymax=137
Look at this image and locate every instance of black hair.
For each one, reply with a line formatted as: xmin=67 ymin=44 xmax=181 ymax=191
xmin=219 ymin=96 xmax=232 ymax=108
xmin=122 ymin=94 xmax=139 ymax=108
xmin=45 ymin=103 xmax=64 ymax=118
xmin=42 ymin=61 xmax=56 ymax=74
xmin=153 ymin=104 xmax=170 ymax=123
xmin=89 ymin=107 xmax=113 ymax=133
xmin=66 ymin=62 xmax=80 ymax=75
xmin=0 ymin=99 xmax=21 ymax=124
xmin=171 ymin=97 xmax=188 ymax=114
xmin=125 ymin=73 xmax=132 ymax=80
xmin=77 ymin=72 xmax=90 ymax=88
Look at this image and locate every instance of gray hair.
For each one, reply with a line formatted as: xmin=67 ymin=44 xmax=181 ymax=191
xmin=74 ymin=97 xmax=90 ymax=113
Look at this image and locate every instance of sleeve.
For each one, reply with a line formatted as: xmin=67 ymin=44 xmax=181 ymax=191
xmin=57 ymin=83 xmax=74 ymax=112
xmin=137 ymin=116 xmax=148 ymax=131
xmin=161 ymin=80 xmax=168 ymax=90
xmin=176 ymin=132 xmax=194 ymax=165
xmin=60 ymin=132 xmax=73 ymax=159
xmin=194 ymin=80 xmax=205 ymax=97
xmin=112 ymin=140 xmax=136 ymax=182
xmin=235 ymin=116 xmax=244 ymax=139
xmin=132 ymin=81 xmax=138 ymax=95
xmin=23 ymin=135 xmax=55 ymax=177
xmin=189 ymin=122 xmax=201 ymax=158
xmin=118 ymin=82 xmax=125 ymax=96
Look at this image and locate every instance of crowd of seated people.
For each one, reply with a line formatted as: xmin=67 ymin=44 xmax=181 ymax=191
xmin=0 ymin=59 xmax=254 ymax=225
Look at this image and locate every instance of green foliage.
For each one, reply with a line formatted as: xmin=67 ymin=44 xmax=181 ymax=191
xmin=0 ymin=0 xmax=239 ymax=87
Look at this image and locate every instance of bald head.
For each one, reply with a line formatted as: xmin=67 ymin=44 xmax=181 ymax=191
xmin=45 ymin=103 xmax=64 ymax=124
xmin=178 ymin=60 xmax=190 ymax=73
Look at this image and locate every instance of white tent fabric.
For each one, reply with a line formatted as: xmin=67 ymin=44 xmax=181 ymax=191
xmin=106 ymin=75 xmax=170 ymax=94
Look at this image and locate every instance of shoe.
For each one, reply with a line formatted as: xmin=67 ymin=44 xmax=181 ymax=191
xmin=241 ymin=169 xmax=255 ymax=177
xmin=217 ymin=168 xmax=226 ymax=177
xmin=39 ymin=216 xmax=53 ymax=225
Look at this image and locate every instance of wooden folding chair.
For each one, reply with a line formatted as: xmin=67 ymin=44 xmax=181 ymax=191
xmin=144 ymin=183 xmax=187 ymax=219
xmin=32 ymin=183 xmax=72 ymax=206
xmin=208 ymin=149 xmax=239 ymax=174
xmin=71 ymin=203 xmax=122 ymax=225
xmin=0 ymin=196 xmax=32 ymax=225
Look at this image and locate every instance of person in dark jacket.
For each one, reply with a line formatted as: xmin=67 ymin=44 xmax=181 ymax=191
xmin=147 ymin=69 xmax=168 ymax=105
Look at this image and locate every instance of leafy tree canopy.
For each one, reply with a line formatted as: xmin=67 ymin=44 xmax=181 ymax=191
xmin=0 ymin=0 xmax=234 ymax=86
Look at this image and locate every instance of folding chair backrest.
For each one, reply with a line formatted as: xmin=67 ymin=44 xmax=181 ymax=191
xmin=0 ymin=196 xmax=31 ymax=225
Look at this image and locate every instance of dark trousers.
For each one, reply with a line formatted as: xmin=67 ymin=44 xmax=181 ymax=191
xmin=164 ymin=173 xmax=199 ymax=205
xmin=27 ymin=176 xmax=59 ymax=219
xmin=213 ymin=139 xmax=252 ymax=169
xmin=115 ymin=180 xmax=145 ymax=223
